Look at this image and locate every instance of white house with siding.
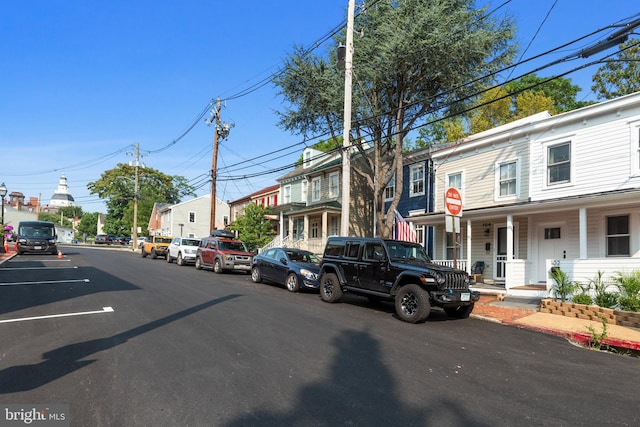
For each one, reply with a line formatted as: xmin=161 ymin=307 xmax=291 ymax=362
xmin=156 ymin=194 xmax=230 ymax=238
xmin=410 ymin=92 xmax=640 ymax=296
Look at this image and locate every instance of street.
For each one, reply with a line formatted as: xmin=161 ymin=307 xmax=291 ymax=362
xmin=0 ymin=246 xmax=638 ymax=426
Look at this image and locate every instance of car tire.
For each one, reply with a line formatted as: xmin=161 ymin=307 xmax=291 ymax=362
xmin=251 ymin=266 xmax=262 ymax=283
xmin=17 ymin=250 xmax=23 ymax=255
xmin=213 ymin=258 xmax=223 ymax=274
xmin=286 ymin=273 xmax=300 ymax=292
xmin=177 ymin=253 xmax=184 ymax=266
xmin=166 ymin=253 xmax=173 ymax=263
xmin=141 ymin=248 xmax=147 ymax=258
xmin=151 ymin=249 xmax=158 ymax=259
xmin=445 ymin=303 xmax=474 ymax=319
xmin=319 ymin=273 xmax=342 ymax=303
xmin=395 ymin=284 xmax=430 ymax=324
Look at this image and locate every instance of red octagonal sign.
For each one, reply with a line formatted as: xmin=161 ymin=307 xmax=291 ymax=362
xmin=445 ymin=187 xmax=463 ymax=217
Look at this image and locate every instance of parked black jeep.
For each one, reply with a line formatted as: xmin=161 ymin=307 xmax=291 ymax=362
xmin=318 ymin=237 xmax=479 ymax=323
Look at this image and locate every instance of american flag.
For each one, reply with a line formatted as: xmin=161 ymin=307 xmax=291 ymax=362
xmin=394 ymin=209 xmax=417 ymax=242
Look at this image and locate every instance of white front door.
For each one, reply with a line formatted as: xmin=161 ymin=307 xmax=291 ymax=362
xmin=537 ymin=224 xmax=565 ymax=282
xmin=495 ymin=224 xmax=518 ymax=281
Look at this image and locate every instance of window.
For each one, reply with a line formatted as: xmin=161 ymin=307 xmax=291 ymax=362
xmin=548 ymin=142 xmax=571 ymax=184
xmin=311 ymin=177 xmax=321 ymax=202
xmin=607 ymin=215 xmax=630 ymax=256
xmin=301 ymin=180 xmax=307 ymax=204
xmin=328 ymin=172 xmax=340 ymax=198
xmin=410 ymin=164 xmax=425 ymax=196
xmin=303 ymin=149 xmax=312 ymax=168
xmin=310 ymin=219 xmax=319 ymax=238
xmin=384 ymin=175 xmax=395 ymax=200
xmin=283 ymin=185 xmax=291 ymax=204
xmin=448 ymin=172 xmax=462 ymax=190
xmin=632 ymin=124 xmax=640 ymax=175
xmin=189 ymin=211 xmax=196 ymax=223
xmin=292 ymin=218 xmax=304 ymax=240
xmin=346 ymin=241 xmax=360 ymax=258
xmin=544 ymin=227 xmax=561 ymax=239
xmin=498 ymin=161 xmax=517 ymax=197
xmin=329 ymin=216 xmax=339 ymax=236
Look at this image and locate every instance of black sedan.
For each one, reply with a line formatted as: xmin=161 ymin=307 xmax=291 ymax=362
xmin=251 ymin=248 xmax=321 ymax=292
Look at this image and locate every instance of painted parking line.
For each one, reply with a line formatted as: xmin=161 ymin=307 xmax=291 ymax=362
xmin=0 ymin=306 xmax=114 ymax=324
xmin=0 ymin=279 xmax=90 ymax=286
xmin=9 ymin=258 xmax=71 ymax=263
xmin=0 ymin=266 xmax=79 ymax=271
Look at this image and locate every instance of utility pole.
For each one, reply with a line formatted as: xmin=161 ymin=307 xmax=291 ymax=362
xmin=132 ymin=143 xmax=140 ymax=251
xmin=206 ymin=98 xmax=233 ymax=233
xmin=340 ymin=0 xmax=355 ymax=237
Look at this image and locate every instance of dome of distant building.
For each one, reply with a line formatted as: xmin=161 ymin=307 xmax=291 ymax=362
xmin=50 ymin=173 xmax=76 ymax=207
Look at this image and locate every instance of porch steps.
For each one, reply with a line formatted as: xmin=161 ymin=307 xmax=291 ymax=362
xmin=508 ymin=284 xmax=548 ymax=298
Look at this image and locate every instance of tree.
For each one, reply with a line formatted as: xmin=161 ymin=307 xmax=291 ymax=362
xmin=228 ymin=203 xmax=275 ymax=252
xmin=39 ymin=211 xmax=72 ymax=228
xmin=76 ymin=212 xmax=99 ymax=239
xmin=591 ymin=38 xmax=640 ymax=100
xmin=274 ymin=0 xmax=516 ymax=237
xmin=87 ymin=163 xmax=195 ymax=237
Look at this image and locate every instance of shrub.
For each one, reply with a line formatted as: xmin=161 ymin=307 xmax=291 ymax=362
xmin=613 ymin=270 xmax=640 ymax=312
xmin=590 ymin=270 xmax=618 ymax=308
xmin=549 ymin=267 xmax=576 ymax=302
xmin=572 ymin=293 xmax=593 ymax=305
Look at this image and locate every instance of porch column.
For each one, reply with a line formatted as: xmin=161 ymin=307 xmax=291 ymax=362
xmin=279 ymin=211 xmax=284 ymax=242
xmin=322 ymin=211 xmax=328 ymax=241
xmin=579 ymin=207 xmax=587 ymax=259
xmin=506 ymin=215 xmax=514 ymax=262
xmin=466 ymin=220 xmax=472 ymax=274
xmin=304 ymin=214 xmax=309 ymax=241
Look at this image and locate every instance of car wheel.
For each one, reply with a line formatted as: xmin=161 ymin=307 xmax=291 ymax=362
xmin=141 ymin=248 xmax=147 ymax=258
xmin=213 ymin=258 xmax=223 ymax=274
xmin=319 ymin=273 xmax=342 ymax=303
xmin=177 ymin=253 xmax=184 ymax=266
xmin=151 ymin=249 xmax=157 ymax=259
xmin=195 ymin=257 xmax=203 ymax=270
xmin=166 ymin=253 xmax=173 ymax=263
xmin=445 ymin=303 xmax=474 ymax=319
xmin=251 ymin=266 xmax=262 ymax=283
xmin=286 ymin=273 xmax=300 ymax=292
xmin=395 ymin=284 xmax=430 ymax=324
xmin=17 ymin=250 xmax=23 ymax=255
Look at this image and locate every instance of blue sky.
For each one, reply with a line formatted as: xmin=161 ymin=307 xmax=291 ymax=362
xmin=1 ymin=1 xmax=638 ymax=214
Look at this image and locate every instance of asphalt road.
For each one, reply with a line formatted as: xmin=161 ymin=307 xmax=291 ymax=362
xmin=0 ymin=246 xmax=638 ymax=427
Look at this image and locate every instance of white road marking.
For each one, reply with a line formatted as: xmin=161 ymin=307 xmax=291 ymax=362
xmin=0 ymin=307 xmax=114 ymax=324
xmin=0 ymin=266 xmax=79 ymax=271
xmin=0 ymin=278 xmax=90 ymax=286
xmin=9 ymin=258 xmax=71 ymax=262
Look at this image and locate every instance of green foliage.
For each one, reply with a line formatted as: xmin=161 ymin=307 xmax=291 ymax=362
xmin=227 ymin=203 xmax=275 ymax=252
xmin=87 ymin=163 xmax=195 ymax=237
xmin=59 ymin=205 xmax=83 ymax=219
xmin=274 ymin=0 xmax=516 ymax=237
xmin=586 ymin=316 xmax=609 ymax=350
xmin=38 ymin=211 xmax=72 ymax=228
xmin=613 ymin=270 xmax=640 ymax=312
xmin=76 ymin=212 xmax=99 ymax=238
xmin=295 ymin=138 xmax=341 ymax=167
xmin=591 ymin=38 xmax=640 ymax=100
xmin=549 ymin=267 xmax=576 ymax=302
xmin=572 ymin=293 xmax=593 ymax=306
xmin=590 ymin=270 xmax=618 ymax=308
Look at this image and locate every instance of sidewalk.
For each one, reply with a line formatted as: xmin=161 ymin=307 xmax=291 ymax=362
xmin=472 ymin=294 xmax=640 ymax=353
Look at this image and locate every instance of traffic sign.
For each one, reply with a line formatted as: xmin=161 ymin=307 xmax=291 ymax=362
xmin=445 ymin=187 xmax=463 ymax=217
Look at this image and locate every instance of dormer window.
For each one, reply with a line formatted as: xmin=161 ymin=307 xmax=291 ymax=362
xmin=303 ymin=149 xmax=312 ymax=168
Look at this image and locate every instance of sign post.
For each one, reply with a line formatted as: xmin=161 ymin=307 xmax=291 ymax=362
xmin=444 ymin=188 xmax=463 ymax=269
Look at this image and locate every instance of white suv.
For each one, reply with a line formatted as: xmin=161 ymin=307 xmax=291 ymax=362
xmin=167 ymin=237 xmax=201 ymax=266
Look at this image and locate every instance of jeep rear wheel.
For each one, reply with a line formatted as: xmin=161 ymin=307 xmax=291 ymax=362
xmin=251 ymin=266 xmax=262 ymax=283
xmin=213 ymin=258 xmax=223 ymax=274
xmin=320 ymin=273 xmax=342 ymax=303
xmin=286 ymin=273 xmax=300 ymax=292
xmin=151 ymin=249 xmax=158 ymax=259
xmin=445 ymin=303 xmax=474 ymax=319
xmin=395 ymin=284 xmax=430 ymax=323
xmin=195 ymin=257 xmax=203 ymax=270
xmin=141 ymin=248 xmax=147 ymax=258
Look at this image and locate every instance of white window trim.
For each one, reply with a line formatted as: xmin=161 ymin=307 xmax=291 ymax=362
xmin=283 ymin=185 xmax=292 ymax=204
xmin=446 ymin=171 xmax=464 ymax=190
xmin=494 ymin=158 xmax=520 ymax=201
xmin=311 ymin=177 xmax=321 ymax=202
xmin=543 ymin=139 xmax=574 ymax=189
xmin=301 ymin=180 xmax=308 ymax=204
xmin=384 ymin=174 xmax=396 ymax=201
xmin=630 ymin=120 xmax=640 ymax=177
xmin=328 ymin=172 xmax=340 ymax=198
xmin=409 ymin=163 xmax=425 ymax=197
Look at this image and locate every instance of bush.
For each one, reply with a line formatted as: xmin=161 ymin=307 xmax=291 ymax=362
xmin=614 ymin=270 xmax=640 ymax=312
xmin=572 ymin=293 xmax=593 ymax=305
xmin=590 ymin=270 xmax=618 ymax=308
xmin=549 ymin=267 xmax=576 ymax=302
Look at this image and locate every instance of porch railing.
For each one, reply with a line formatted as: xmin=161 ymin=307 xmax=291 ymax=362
xmin=432 ymin=259 xmax=468 ymax=272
